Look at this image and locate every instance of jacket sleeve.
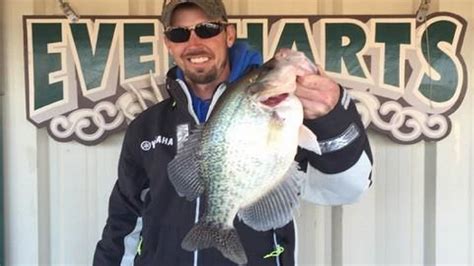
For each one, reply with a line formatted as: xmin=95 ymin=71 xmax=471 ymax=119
xmin=93 ymin=125 xmax=149 ymax=266
xmin=298 ymin=87 xmax=373 ymax=205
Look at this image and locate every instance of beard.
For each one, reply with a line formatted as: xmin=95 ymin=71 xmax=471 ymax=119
xmin=184 ymin=66 xmax=219 ymax=84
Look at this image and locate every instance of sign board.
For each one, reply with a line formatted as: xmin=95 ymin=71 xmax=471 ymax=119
xmin=23 ymin=13 xmax=468 ymax=145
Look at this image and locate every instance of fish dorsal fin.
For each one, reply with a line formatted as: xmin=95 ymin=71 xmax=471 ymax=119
xmin=298 ymin=125 xmax=321 ymax=155
xmin=167 ymin=126 xmax=204 ymax=201
xmin=237 ymin=162 xmax=305 ymax=231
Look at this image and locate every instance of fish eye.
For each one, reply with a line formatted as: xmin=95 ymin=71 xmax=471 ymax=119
xmin=247 ymin=83 xmax=264 ymax=94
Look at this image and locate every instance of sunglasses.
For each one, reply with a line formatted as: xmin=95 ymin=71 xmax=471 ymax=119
xmin=164 ymin=21 xmax=227 ymax=43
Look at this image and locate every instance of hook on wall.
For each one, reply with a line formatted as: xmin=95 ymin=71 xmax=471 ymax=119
xmin=58 ymin=0 xmax=80 ymax=23
xmin=416 ymin=0 xmax=431 ymax=22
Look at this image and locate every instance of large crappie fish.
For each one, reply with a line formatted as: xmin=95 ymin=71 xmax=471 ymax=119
xmin=167 ymin=49 xmax=321 ymax=265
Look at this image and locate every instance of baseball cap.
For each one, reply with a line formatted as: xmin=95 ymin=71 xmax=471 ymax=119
xmin=161 ymin=0 xmax=228 ymax=29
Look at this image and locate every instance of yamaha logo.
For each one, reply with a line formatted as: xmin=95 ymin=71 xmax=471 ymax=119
xmin=140 ymin=135 xmax=174 ymax=151
xmin=141 ymin=141 xmax=152 ymax=151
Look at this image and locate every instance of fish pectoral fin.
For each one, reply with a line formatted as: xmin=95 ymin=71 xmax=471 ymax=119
xmin=167 ymin=127 xmax=204 ymax=200
xmin=298 ymin=125 xmax=321 ymax=155
xmin=238 ymin=162 xmax=305 ymax=231
xmin=182 ymin=222 xmax=248 ymax=265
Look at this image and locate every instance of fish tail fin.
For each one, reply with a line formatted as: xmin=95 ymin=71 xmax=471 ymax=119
xmin=182 ymin=221 xmax=248 ymax=265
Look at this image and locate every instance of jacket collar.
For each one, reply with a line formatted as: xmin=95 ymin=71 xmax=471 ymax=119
xmin=165 ymin=42 xmax=263 ymax=122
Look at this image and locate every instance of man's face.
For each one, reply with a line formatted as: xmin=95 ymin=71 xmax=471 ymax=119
xmin=164 ymin=6 xmax=236 ymax=85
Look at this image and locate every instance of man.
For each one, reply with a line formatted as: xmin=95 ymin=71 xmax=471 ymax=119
xmin=94 ymin=0 xmax=373 ymax=265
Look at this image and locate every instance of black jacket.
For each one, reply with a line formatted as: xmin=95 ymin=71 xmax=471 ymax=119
xmin=93 ymin=67 xmax=373 ymax=266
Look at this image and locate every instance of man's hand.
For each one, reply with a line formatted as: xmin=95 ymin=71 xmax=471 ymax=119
xmin=273 ymin=48 xmax=340 ymax=120
xmin=295 ymin=66 xmax=340 ymax=120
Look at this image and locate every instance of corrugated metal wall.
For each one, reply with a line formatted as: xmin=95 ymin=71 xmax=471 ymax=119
xmin=0 ymin=2 xmax=5 ymax=261
xmin=1 ymin=0 xmax=473 ymax=265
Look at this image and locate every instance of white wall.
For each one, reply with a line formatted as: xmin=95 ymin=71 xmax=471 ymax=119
xmin=1 ymin=0 xmax=473 ymax=265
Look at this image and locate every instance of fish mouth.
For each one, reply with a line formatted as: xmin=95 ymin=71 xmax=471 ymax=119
xmin=260 ymin=93 xmax=289 ymax=107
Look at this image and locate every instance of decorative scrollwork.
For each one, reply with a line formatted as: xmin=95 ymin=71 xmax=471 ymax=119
xmin=49 ymin=101 xmax=125 ymax=142
xmin=48 ymin=73 xmax=167 ymax=144
xmin=350 ymin=90 xmax=449 ymax=143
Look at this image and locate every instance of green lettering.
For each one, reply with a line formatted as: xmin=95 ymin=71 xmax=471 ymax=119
xmin=32 ymin=23 xmax=63 ymax=109
xmin=420 ymin=21 xmax=458 ymax=102
xmin=70 ymin=23 xmax=116 ymax=90
xmin=375 ymin=23 xmax=411 ymax=87
xmin=275 ymin=23 xmax=314 ymax=62
xmin=124 ymin=23 xmax=155 ymax=79
xmin=236 ymin=23 xmax=264 ymax=56
xmin=325 ymin=23 xmax=367 ymax=78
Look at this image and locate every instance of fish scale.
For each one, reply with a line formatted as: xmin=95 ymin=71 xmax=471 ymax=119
xmin=200 ymin=92 xmax=279 ymax=225
xmin=167 ymin=49 xmax=321 ymax=264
